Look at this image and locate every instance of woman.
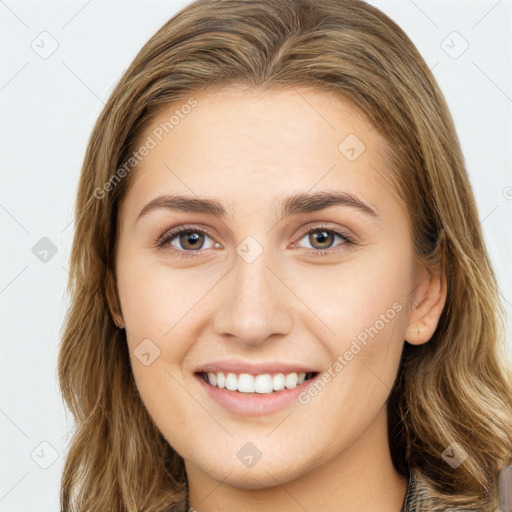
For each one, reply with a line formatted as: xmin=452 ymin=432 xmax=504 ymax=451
xmin=58 ymin=0 xmax=512 ymax=510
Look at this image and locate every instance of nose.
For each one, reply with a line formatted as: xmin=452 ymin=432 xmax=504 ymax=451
xmin=212 ymin=248 xmax=293 ymax=346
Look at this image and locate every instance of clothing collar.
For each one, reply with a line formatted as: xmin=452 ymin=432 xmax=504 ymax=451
xmin=401 ymin=471 xmax=417 ymax=512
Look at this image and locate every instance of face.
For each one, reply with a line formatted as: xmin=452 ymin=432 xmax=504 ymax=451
xmin=114 ymin=87 xmax=425 ymax=491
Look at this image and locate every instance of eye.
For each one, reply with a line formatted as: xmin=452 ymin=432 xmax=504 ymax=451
xmin=292 ymin=225 xmax=355 ymax=255
xmin=155 ymin=225 xmax=219 ymax=258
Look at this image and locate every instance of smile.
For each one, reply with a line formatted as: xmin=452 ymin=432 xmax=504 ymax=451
xmin=194 ymin=370 xmax=321 ymax=417
xmin=197 ymin=371 xmax=319 ymax=394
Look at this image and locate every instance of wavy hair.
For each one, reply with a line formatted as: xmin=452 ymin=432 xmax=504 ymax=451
xmin=58 ymin=0 xmax=512 ymax=510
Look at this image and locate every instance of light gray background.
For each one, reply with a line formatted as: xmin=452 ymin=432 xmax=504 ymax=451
xmin=1 ymin=1 xmax=511 ymax=510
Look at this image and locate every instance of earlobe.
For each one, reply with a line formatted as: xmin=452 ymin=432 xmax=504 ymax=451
xmin=405 ymin=266 xmax=447 ymax=345
xmin=106 ymin=267 xmax=125 ymax=329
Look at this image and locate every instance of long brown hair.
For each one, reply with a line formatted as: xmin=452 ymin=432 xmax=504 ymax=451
xmin=58 ymin=0 xmax=512 ymax=509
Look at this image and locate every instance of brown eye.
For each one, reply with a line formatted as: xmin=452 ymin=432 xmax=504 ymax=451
xmin=176 ymin=231 xmax=206 ymax=251
xmin=308 ymin=230 xmax=335 ymax=250
xmin=293 ymin=226 xmax=355 ymax=255
xmin=156 ymin=226 xmax=218 ymax=256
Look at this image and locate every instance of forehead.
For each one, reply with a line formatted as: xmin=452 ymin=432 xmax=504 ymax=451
xmin=123 ymin=87 xmax=400 ymax=221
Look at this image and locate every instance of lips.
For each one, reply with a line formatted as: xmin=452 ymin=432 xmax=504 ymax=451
xmin=193 ymin=358 xmax=319 ymax=375
xmin=194 ymin=368 xmax=321 ymax=417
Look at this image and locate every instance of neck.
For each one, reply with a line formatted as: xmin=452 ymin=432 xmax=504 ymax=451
xmin=186 ymin=406 xmax=408 ymax=512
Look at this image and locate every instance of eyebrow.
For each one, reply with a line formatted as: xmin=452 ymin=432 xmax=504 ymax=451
xmin=136 ymin=191 xmax=379 ymax=223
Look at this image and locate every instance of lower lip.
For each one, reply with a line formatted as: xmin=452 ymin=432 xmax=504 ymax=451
xmin=195 ymin=373 xmax=319 ymax=417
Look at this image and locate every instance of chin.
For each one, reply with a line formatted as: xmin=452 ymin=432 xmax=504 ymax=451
xmin=211 ymin=465 xmax=304 ymax=490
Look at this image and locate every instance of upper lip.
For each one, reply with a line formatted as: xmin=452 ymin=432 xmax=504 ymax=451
xmin=194 ymin=359 xmax=319 ymax=375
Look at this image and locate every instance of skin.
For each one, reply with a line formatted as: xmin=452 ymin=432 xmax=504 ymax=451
xmin=113 ymin=87 xmax=447 ymax=512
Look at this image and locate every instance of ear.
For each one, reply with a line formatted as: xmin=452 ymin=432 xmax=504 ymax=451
xmin=405 ymin=262 xmax=447 ymax=345
xmin=106 ymin=267 xmax=125 ymax=329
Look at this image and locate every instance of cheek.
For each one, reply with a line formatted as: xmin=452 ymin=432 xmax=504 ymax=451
xmin=292 ymin=245 xmax=411 ymax=345
xmin=290 ymin=245 xmax=411 ymax=406
xmin=117 ymin=252 xmax=219 ymax=339
xmin=118 ymin=261 xmax=203 ymax=442
xmin=117 ymin=257 xmax=220 ymax=431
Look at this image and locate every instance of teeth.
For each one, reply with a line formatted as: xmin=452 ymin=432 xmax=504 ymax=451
xmin=205 ymin=371 xmax=309 ymax=394
xmin=225 ymin=373 xmax=237 ymax=391
xmin=255 ymin=374 xmax=273 ymax=393
xmin=285 ymin=372 xmax=298 ymax=389
xmin=273 ymin=373 xmax=285 ymax=391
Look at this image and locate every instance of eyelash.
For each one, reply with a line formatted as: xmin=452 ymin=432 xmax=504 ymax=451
xmin=154 ymin=224 xmax=356 ymax=259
